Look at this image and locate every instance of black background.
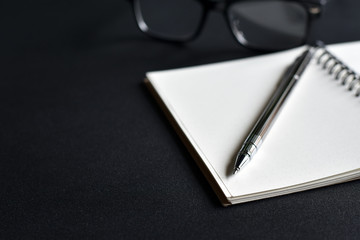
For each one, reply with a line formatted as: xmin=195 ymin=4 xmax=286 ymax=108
xmin=1 ymin=0 xmax=360 ymax=239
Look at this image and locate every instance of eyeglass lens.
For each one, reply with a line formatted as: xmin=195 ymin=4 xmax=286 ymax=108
xmin=135 ymin=0 xmax=309 ymax=50
xmin=135 ymin=0 xmax=203 ymax=41
xmin=228 ymin=1 xmax=308 ymax=50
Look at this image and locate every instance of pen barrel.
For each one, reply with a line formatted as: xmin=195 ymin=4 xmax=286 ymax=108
xmin=252 ymin=48 xmax=315 ymax=140
xmin=234 ymin=47 xmax=315 ymax=173
xmin=239 ymin=47 xmax=315 ymax=160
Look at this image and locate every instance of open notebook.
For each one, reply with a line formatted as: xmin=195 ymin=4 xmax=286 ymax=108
xmin=145 ymin=41 xmax=360 ymax=206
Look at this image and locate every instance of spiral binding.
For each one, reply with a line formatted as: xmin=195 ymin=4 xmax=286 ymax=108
xmin=316 ymin=46 xmax=360 ymax=97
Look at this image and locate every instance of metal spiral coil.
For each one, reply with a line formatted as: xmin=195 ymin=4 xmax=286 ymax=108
xmin=316 ymin=47 xmax=360 ymax=96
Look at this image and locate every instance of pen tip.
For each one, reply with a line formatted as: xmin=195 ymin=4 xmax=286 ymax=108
xmin=233 ymin=154 xmax=251 ymax=175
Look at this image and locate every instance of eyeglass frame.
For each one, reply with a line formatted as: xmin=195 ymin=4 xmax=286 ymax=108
xmin=129 ymin=0 xmax=327 ymax=51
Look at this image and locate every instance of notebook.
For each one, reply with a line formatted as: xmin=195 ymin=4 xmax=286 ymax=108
xmin=145 ymin=41 xmax=360 ymax=206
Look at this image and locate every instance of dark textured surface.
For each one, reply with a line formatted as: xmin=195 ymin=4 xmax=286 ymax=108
xmin=1 ymin=0 xmax=360 ymax=239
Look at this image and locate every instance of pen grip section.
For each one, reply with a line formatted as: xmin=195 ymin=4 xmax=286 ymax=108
xmin=241 ymin=134 xmax=262 ymax=159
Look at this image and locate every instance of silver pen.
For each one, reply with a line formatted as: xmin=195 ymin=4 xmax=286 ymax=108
xmin=233 ymin=46 xmax=316 ymax=174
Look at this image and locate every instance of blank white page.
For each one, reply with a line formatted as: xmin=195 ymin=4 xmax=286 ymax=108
xmin=147 ymin=41 xmax=360 ymax=203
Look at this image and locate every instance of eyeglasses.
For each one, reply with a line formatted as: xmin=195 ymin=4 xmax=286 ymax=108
xmin=130 ymin=0 xmax=326 ymax=51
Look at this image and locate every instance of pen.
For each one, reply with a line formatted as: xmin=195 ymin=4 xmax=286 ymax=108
xmin=233 ymin=46 xmax=316 ymax=174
